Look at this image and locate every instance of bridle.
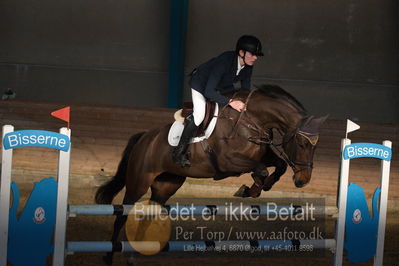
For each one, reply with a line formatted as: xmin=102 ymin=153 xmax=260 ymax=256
xmin=277 ymin=130 xmax=317 ymax=174
xmin=219 ymin=89 xmax=318 ymax=173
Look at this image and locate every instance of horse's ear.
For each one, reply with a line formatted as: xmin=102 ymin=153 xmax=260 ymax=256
xmin=301 ymin=115 xmax=329 ymax=134
xmin=301 ymin=115 xmax=314 ymax=126
xmin=313 ymin=114 xmax=329 ymax=125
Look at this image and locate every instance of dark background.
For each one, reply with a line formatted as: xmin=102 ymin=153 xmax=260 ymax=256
xmin=0 ymin=0 xmax=398 ymax=123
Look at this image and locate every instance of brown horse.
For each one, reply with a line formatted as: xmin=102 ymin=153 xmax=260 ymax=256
xmin=95 ymin=84 xmax=327 ymax=264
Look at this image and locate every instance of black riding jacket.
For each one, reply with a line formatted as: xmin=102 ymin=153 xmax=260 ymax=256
xmin=189 ymin=51 xmax=253 ymax=106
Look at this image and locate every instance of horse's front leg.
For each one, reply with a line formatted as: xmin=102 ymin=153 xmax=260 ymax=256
xmin=262 ymin=156 xmax=287 ymax=191
xmin=234 ymin=162 xmax=269 ymax=198
xmin=246 ymin=156 xmax=288 ymax=197
xmin=247 ymin=163 xmax=270 ymax=197
xmin=234 ymin=151 xmax=288 ymax=198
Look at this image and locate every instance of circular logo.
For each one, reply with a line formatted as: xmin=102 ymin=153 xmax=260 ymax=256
xmin=352 ymin=209 xmax=362 ymax=224
xmin=125 ymin=200 xmax=171 ymax=255
xmin=33 ymin=207 xmax=46 ymax=224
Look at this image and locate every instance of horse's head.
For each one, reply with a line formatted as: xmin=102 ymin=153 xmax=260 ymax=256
xmin=282 ymin=115 xmax=328 ymax=188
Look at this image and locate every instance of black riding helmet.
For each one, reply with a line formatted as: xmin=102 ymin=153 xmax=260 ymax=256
xmin=236 ymin=35 xmax=264 ymax=57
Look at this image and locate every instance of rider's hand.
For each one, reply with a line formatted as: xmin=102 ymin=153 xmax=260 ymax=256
xmin=229 ymin=100 xmax=246 ymax=112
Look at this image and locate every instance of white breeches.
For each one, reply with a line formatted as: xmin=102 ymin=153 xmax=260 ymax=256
xmin=191 ymin=89 xmax=206 ymax=126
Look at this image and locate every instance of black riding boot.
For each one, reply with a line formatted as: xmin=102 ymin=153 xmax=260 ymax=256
xmin=173 ymin=115 xmax=198 ymax=168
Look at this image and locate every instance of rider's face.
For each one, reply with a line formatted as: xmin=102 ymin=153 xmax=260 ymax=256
xmin=239 ymin=50 xmax=258 ymax=66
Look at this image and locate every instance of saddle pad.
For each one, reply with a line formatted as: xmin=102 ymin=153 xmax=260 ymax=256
xmin=168 ymin=104 xmax=219 ymax=146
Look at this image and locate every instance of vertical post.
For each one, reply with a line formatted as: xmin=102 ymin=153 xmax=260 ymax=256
xmin=0 ymin=125 xmax=14 ymax=266
xmin=334 ymin=138 xmax=351 ymax=266
xmin=167 ymin=0 xmax=189 ymax=108
xmin=374 ymin=140 xmax=392 ymax=266
xmin=53 ymin=127 xmax=71 ymax=266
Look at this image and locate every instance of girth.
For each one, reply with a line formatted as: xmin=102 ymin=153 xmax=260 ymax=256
xmin=200 ymin=140 xmax=240 ymax=180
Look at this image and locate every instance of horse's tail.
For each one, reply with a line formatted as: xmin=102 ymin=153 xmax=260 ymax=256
xmin=95 ymin=132 xmax=145 ymax=204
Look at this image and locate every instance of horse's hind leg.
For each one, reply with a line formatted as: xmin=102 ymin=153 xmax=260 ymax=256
xmin=103 ymin=171 xmax=160 ymax=265
xmin=123 ymin=173 xmax=186 ymax=265
xmin=103 ymin=194 xmax=137 ymax=265
xmin=129 ymin=173 xmax=186 ymax=247
xmin=150 ymin=172 xmax=186 ymax=204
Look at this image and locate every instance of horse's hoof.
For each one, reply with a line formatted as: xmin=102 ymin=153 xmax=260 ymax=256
xmin=233 ymin=185 xmax=250 ymax=197
xmin=249 ymin=189 xmax=261 ymax=198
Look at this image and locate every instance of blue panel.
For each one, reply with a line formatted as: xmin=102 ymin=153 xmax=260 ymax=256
xmin=8 ymin=178 xmax=58 ymax=266
xmin=343 ymin=143 xmax=392 ymax=161
xmin=3 ymin=130 xmax=70 ymax=151
xmin=344 ymin=183 xmax=380 ymax=263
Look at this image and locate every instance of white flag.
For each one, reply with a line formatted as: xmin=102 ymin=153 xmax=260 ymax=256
xmin=346 ymin=119 xmax=360 ymax=134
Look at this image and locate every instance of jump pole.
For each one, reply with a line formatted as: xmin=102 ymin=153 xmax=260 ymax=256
xmin=68 ymin=204 xmax=336 ymax=217
xmin=66 ymin=239 xmax=337 ymax=254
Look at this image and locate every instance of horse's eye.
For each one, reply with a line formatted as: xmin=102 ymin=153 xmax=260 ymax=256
xmin=297 ymin=138 xmax=307 ymax=148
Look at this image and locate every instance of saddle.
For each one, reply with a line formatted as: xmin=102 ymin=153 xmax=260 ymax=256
xmin=169 ymin=100 xmax=218 ymax=147
xmin=180 ymin=101 xmax=216 ymax=137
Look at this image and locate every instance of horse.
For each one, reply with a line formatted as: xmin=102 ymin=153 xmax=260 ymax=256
xmin=95 ymin=84 xmax=327 ymax=264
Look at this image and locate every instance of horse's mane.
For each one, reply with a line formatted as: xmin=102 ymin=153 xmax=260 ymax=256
xmin=255 ymin=84 xmax=307 ymax=115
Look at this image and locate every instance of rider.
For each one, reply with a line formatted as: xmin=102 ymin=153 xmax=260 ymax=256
xmin=172 ymin=35 xmax=264 ymax=168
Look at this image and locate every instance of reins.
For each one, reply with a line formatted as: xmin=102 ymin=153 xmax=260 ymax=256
xmin=219 ymin=89 xmax=259 ymax=140
xmin=217 ymin=89 xmax=316 ymax=173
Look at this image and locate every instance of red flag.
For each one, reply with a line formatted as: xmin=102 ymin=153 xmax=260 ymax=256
xmin=51 ymin=106 xmax=70 ymax=128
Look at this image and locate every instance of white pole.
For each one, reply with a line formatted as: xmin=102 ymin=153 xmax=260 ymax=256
xmin=374 ymin=140 xmax=392 ymax=266
xmin=53 ymin=127 xmax=71 ymax=266
xmin=0 ymin=125 xmax=14 ymax=266
xmin=334 ymin=138 xmax=351 ymax=266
